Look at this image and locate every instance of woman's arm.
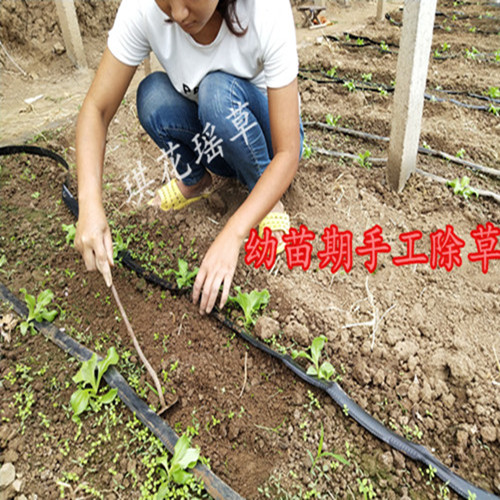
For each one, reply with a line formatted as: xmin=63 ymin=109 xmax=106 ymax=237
xmin=193 ymin=77 xmax=301 ymax=313
xmin=75 ymin=48 xmax=137 ymax=286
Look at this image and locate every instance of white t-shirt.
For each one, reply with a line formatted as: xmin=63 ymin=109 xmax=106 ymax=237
xmin=108 ymin=0 xmax=298 ymax=102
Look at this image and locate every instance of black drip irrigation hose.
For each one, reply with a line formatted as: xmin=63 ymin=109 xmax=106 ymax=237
xmin=385 ymin=12 xmax=500 ymax=35
xmin=1 ymin=145 xmax=499 ymax=500
xmin=0 ymin=283 xmax=243 ymax=500
xmin=298 ymin=69 xmax=497 ymax=112
xmin=302 ymin=120 xmax=500 ymax=181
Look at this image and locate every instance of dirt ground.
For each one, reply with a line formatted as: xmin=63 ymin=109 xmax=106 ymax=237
xmin=1 ymin=1 xmax=499 ymax=499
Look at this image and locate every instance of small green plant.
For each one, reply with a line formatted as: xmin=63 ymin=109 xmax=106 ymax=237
xmin=302 ymin=141 xmax=313 ymax=159
xmin=325 ymin=113 xmax=341 ymax=127
xmin=357 ymin=150 xmax=372 ymax=169
xmin=455 ymin=148 xmax=466 ymax=159
xmin=292 ymin=335 xmax=335 ymax=381
xmin=62 ymin=223 xmax=76 ymax=246
xmin=228 ymin=286 xmax=270 ymax=328
xmin=155 ymin=433 xmax=200 ymax=495
xmin=19 ymin=288 xmax=58 ymax=335
xmin=484 ymin=86 xmax=499 ymax=99
xmin=378 ymin=87 xmax=388 ymax=97
xmin=70 ymin=347 xmax=119 ymax=423
xmin=165 ymin=258 xmax=198 ymax=289
xmin=465 ymin=46 xmax=479 ymax=60
xmin=447 ymin=177 xmax=478 ymax=200
xmin=112 ymin=231 xmax=132 ymax=260
xmin=380 ymin=41 xmax=390 ymax=53
xmin=361 ymin=72 xmax=372 ymax=82
xmin=307 ymin=422 xmax=349 ymax=473
xmin=343 ymin=80 xmax=356 ymax=92
xmin=488 ymin=103 xmax=499 ymax=116
xmin=357 ymin=477 xmax=376 ymax=499
xmin=326 ymin=66 xmax=337 ymax=78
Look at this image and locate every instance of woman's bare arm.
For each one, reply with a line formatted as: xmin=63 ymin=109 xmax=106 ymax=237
xmin=193 ymin=77 xmax=301 ymax=313
xmin=75 ymin=48 xmax=137 ymax=286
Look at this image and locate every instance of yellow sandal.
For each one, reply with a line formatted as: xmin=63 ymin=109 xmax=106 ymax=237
xmin=258 ymin=211 xmax=290 ymax=255
xmin=148 ymin=178 xmax=211 ymax=211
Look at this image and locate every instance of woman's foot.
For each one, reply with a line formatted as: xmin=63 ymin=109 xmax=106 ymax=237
xmin=177 ymin=171 xmax=212 ymax=199
xmin=149 ymin=172 xmax=213 ymax=209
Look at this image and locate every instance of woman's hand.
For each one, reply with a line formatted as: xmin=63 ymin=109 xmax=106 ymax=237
xmin=192 ymin=226 xmax=243 ymax=314
xmin=74 ymin=205 xmax=114 ymax=287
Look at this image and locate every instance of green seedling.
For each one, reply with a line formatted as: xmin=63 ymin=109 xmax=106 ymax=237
xmin=326 ymin=66 xmax=337 ymax=78
xmin=465 ymin=46 xmax=479 ymax=60
xmin=112 ymin=231 xmax=132 ymax=260
xmin=165 ymin=258 xmax=199 ymax=289
xmin=357 ymin=150 xmax=372 ymax=169
xmin=302 ymin=140 xmax=313 ymax=159
xmin=292 ymin=335 xmax=335 ymax=381
xmin=380 ymin=41 xmax=390 ymax=53
xmin=19 ymin=288 xmax=58 ymax=335
xmin=343 ymin=80 xmax=356 ymax=92
xmin=455 ymin=148 xmax=466 ymax=159
xmin=155 ymin=433 xmax=200 ymax=494
xmin=228 ymin=286 xmax=270 ymax=328
xmin=488 ymin=103 xmax=499 ymax=116
xmin=325 ymin=113 xmax=341 ymax=127
xmin=357 ymin=477 xmax=376 ymax=499
xmin=361 ymin=72 xmax=372 ymax=82
xmin=356 ymin=38 xmax=364 ymax=46
xmin=62 ymin=223 xmax=76 ymax=246
xmin=484 ymin=87 xmax=499 ymax=99
xmin=308 ymin=422 xmax=349 ymax=472
xmin=70 ymin=347 xmax=119 ymax=423
xmin=447 ymin=176 xmax=478 ymax=200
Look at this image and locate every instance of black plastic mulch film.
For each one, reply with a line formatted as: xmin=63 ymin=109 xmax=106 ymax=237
xmin=0 ymin=145 xmax=498 ymax=500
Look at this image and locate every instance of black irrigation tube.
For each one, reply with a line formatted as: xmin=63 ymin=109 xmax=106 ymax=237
xmin=1 ymin=145 xmax=499 ymax=499
xmin=385 ymin=12 xmax=499 ymax=35
xmin=303 ymin=121 xmax=500 ymax=181
xmin=298 ymin=69 xmax=497 ymax=112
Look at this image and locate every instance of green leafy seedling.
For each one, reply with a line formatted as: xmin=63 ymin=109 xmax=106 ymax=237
xmin=19 ymin=288 xmax=58 ymax=335
xmin=62 ymin=223 xmax=76 ymax=246
xmin=303 ymin=141 xmax=312 ymax=159
xmin=361 ymin=72 xmax=372 ymax=82
xmin=308 ymin=422 xmax=350 ymax=472
xmin=112 ymin=231 xmax=132 ymax=260
xmin=70 ymin=347 xmax=119 ymax=423
xmin=325 ymin=113 xmax=341 ymax=127
xmin=155 ymin=433 xmax=200 ymax=495
xmin=447 ymin=176 xmax=478 ymax=200
xmin=228 ymin=286 xmax=270 ymax=328
xmin=357 ymin=150 xmax=372 ymax=169
xmin=165 ymin=258 xmax=199 ymax=289
xmin=326 ymin=66 xmax=337 ymax=78
xmin=484 ymin=87 xmax=499 ymax=99
xmin=292 ymin=335 xmax=335 ymax=381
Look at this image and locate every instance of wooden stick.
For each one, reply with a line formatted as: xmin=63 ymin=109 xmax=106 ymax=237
xmin=111 ymin=284 xmax=167 ymax=412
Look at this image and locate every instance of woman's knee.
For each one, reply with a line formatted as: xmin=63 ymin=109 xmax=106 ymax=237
xmin=136 ymin=71 xmax=174 ymax=127
xmin=197 ymin=71 xmax=238 ymax=127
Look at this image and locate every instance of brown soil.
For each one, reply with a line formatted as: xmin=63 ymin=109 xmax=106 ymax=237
xmin=1 ymin=1 xmax=499 ymax=499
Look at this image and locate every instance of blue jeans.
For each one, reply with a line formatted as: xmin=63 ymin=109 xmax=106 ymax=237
xmin=136 ymin=71 xmax=303 ymax=191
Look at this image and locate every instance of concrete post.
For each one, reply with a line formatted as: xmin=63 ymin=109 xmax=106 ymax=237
xmin=376 ymin=0 xmax=385 ymax=21
xmin=54 ymin=0 xmax=87 ymax=69
xmin=386 ymin=0 xmax=437 ymax=191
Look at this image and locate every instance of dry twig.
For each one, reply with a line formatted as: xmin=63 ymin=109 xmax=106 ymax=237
xmin=111 ymin=284 xmax=168 ymax=413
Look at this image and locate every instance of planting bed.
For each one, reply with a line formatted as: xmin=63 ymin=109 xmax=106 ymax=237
xmin=1 ymin=1 xmax=499 ymax=499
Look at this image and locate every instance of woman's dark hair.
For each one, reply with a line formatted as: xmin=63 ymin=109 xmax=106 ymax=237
xmin=217 ymin=0 xmax=247 ymax=37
